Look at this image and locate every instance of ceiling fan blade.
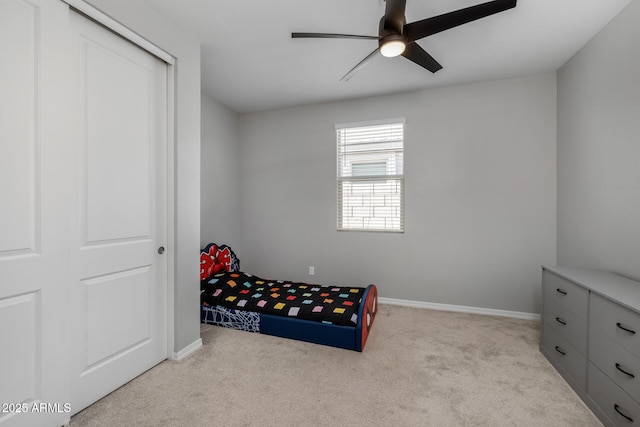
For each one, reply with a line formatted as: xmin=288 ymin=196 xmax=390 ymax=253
xmin=384 ymin=0 xmax=407 ymax=34
xmin=340 ymin=48 xmax=380 ymax=81
xmin=292 ymin=32 xmax=379 ymax=40
xmin=403 ymin=0 xmax=517 ymax=42
xmin=401 ymin=43 xmax=443 ymax=73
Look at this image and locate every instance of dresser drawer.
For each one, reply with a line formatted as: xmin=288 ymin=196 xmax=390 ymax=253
xmin=542 ymin=322 xmax=587 ymax=390
xmin=590 ymin=328 xmax=640 ymax=403
xmin=591 ymin=292 xmax=640 ymax=356
xmin=543 ymin=270 xmax=589 ymax=320
xmin=589 ymin=362 xmax=640 ymax=427
xmin=543 ymin=296 xmax=588 ymax=353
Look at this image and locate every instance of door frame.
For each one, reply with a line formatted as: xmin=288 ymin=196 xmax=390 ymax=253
xmin=62 ymin=0 xmax=177 ymax=359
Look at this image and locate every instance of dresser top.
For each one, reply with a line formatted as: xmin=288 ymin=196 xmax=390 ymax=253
xmin=543 ymin=266 xmax=640 ymax=313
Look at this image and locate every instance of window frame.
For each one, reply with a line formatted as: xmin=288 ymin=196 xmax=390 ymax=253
xmin=335 ymin=118 xmax=405 ymax=233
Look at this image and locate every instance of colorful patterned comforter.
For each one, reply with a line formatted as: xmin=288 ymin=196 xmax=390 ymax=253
xmin=201 ymin=271 xmax=365 ymax=326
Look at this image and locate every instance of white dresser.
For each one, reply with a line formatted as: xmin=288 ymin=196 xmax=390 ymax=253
xmin=541 ymin=266 xmax=640 ymax=427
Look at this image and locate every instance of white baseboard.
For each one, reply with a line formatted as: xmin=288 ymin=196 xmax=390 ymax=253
xmin=170 ymin=338 xmax=203 ymax=361
xmin=378 ymin=297 xmax=540 ymax=321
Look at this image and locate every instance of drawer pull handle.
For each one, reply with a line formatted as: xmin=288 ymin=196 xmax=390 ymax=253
xmin=617 ymin=322 xmax=637 ymax=335
xmin=616 ymin=363 xmax=636 ymax=378
xmin=556 ymin=288 xmax=567 ymax=295
xmin=614 ymin=404 xmax=634 ymax=423
xmin=554 ymin=346 xmax=566 ymax=356
xmin=555 ymin=317 xmax=567 ymax=326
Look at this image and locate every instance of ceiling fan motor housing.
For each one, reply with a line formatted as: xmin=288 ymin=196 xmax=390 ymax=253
xmin=378 ymin=16 xmax=407 ymax=57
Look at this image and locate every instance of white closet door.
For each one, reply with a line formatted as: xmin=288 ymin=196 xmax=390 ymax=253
xmin=68 ymin=11 xmax=168 ymax=413
xmin=0 ymin=0 xmax=72 ymax=426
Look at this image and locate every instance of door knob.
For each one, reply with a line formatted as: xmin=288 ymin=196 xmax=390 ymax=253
xmin=158 ymin=246 xmax=165 ymax=254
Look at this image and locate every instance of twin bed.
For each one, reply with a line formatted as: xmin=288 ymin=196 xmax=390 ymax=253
xmin=200 ymin=243 xmax=378 ymax=351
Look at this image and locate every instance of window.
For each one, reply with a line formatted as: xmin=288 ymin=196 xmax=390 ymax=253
xmin=336 ymin=120 xmax=404 ymax=232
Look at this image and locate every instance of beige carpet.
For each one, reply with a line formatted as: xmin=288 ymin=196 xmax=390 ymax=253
xmin=71 ymin=304 xmax=602 ymax=426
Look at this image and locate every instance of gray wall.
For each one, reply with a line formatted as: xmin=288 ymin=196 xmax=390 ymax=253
xmin=201 ymin=94 xmax=241 ymax=250
xmin=86 ymin=0 xmax=201 ymax=354
xmin=237 ymin=73 xmax=557 ymax=314
xmin=557 ymin=1 xmax=640 ymax=281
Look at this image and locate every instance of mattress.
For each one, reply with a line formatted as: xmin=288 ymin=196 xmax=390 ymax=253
xmin=201 ymin=271 xmax=365 ymax=326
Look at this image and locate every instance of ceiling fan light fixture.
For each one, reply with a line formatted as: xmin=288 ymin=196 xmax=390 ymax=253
xmin=380 ymin=38 xmax=406 ymax=57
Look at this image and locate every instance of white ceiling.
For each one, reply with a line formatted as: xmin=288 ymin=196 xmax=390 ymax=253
xmin=145 ymin=0 xmax=631 ymax=113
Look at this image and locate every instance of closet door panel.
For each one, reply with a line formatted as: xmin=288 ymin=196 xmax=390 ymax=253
xmin=0 ymin=294 xmax=37 ymax=410
xmin=0 ymin=0 xmax=73 ymax=425
xmin=69 ymin=10 xmax=168 ymax=414
xmin=83 ymin=40 xmax=152 ymax=243
xmin=0 ymin=0 xmax=38 ymax=256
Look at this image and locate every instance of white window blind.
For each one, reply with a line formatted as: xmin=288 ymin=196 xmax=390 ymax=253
xmin=336 ymin=120 xmax=404 ymax=232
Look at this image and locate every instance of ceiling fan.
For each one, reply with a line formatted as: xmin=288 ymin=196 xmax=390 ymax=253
xmin=292 ymin=0 xmax=517 ymax=81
